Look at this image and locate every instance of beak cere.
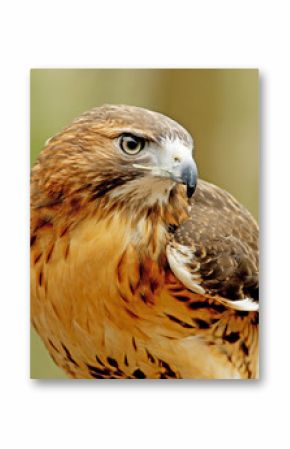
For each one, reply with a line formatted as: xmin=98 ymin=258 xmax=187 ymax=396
xmin=144 ymin=140 xmax=198 ymax=199
xmin=180 ymin=161 xmax=198 ymax=198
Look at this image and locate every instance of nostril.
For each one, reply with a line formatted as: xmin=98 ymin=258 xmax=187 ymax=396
xmin=173 ymin=156 xmax=181 ymax=163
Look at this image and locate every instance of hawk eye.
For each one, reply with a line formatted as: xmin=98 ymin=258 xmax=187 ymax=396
xmin=119 ymin=134 xmax=145 ymax=155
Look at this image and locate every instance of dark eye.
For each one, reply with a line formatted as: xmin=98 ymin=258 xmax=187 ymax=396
xmin=119 ymin=134 xmax=145 ymax=155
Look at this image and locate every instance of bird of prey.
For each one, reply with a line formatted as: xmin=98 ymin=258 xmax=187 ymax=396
xmin=30 ymin=104 xmax=259 ymax=379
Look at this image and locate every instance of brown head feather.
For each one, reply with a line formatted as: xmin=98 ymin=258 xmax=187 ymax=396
xmin=31 ymin=105 xmax=192 ymax=257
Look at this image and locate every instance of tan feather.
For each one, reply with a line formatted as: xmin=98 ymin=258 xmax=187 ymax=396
xmin=31 ymin=105 xmax=259 ymax=379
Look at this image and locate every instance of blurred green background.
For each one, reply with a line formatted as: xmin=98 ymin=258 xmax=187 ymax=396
xmin=30 ymin=69 xmax=259 ymax=378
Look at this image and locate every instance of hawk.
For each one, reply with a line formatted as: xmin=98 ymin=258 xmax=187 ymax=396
xmin=31 ymin=104 xmax=259 ymax=379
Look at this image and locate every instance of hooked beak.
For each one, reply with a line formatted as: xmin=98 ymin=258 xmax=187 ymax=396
xmin=133 ymin=148 xmax=198 ymax=198
xmin=179 ymin=160 xmax=198 ymax=198
xmin=169 ymin=159 xmax=197 ymax=198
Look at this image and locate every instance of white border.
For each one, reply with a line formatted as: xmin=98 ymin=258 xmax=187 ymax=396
xmin=1 ymin=1 xmax=289 ymax=448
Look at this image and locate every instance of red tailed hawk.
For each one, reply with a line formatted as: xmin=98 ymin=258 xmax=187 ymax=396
xmin=31 ymin=104 xmax=259 ymax=379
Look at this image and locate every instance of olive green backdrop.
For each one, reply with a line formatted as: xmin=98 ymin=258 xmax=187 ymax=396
xmin=30 ymin=69 xmax=259 ymax=378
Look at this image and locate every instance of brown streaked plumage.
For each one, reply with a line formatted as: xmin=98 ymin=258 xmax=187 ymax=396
xmin=31 ymin=104 xmax=259 ymax=379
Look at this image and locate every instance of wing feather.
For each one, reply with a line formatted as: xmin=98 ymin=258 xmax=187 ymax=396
xmin=166 ymin=180 xmax=259 ymax=311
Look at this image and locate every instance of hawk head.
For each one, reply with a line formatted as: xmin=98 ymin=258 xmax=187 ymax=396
xmin=32 ymin=105 xmax=197 ymax=222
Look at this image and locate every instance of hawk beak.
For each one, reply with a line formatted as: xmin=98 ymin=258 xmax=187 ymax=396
xmin=133 ymin=155 xmax=198 ymax=198
xmin=179 ymin=160 xmax=198 ymax=198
